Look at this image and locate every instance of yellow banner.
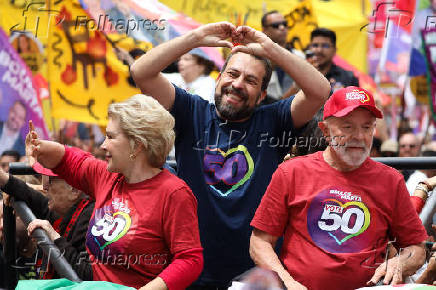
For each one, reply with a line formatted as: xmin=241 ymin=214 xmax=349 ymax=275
xmin=0 ymin=0 xmax=51 ymax=75
xmin=0 ymin=0 xmax=151 ymax=126
xmin=48 ymin=1 xmax=149 ymax=125
xmin=284 ymin=0 xmax=317 ymax=51
xmin=161 ymin=0 xmax=369 ymax=72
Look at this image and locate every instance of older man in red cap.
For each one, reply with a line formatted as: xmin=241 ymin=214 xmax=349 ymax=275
xmin=249 ymin=86 xmax=427 ymax=290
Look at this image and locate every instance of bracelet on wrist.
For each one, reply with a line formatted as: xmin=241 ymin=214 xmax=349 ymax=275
xmin=416 ymin=184 xmax=429 ymax=195
xmin=421 ymin=180 xmax=434 ymax=191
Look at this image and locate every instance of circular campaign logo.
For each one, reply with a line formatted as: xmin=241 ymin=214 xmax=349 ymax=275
xmin=307 ymin=186 xmax=371 ymax=253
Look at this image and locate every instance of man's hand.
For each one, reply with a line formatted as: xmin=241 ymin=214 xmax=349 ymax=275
xmin=368 ymin=255 xmax=403 ymax=286
xmin=192 ymin=22 xmax=235 ymax=48
xmin=368 ymin=244 xmax=425 ymax=286
xmin=231 ymin=26 xmax=274 ymax=57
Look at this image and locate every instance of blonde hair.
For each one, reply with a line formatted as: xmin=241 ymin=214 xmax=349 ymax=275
xmin=108 ymin=95 xmax=175 ymax=168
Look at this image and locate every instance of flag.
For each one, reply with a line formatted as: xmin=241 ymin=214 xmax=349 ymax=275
xmin=0 ymin=27 xmax=49 ymax=155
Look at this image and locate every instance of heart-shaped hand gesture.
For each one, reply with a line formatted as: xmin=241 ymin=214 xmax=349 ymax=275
xmin=230 ymin=26 xmax=272 ymax=58
xmin=194 ymin=22 xmax=235 ymax=48
xmin=193 ymin=22 xmax=272 ymax=58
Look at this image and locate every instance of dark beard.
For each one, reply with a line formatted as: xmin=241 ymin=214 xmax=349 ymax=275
xmin=214 ymin=86 xmax=257 ymax=121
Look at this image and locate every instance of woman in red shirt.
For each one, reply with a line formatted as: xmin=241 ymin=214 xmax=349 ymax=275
xmin=26 ymin=95 xmax=203 ymax=289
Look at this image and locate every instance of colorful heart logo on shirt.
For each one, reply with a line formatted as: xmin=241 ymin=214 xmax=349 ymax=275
xmin=307 ymin=187 xmax=372 ymax=253
xmin=203 ymin=145 xmax=254 ymax=197
xmin=90 ymin=211 xmax=132 ymax=251
xmin=322 ymin=199 xmax=370 ymax=245
xmin=100 ymin=212 xmax=132 ymax=250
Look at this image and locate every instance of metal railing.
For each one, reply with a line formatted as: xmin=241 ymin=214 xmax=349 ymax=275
xmin=2 ymin=163 xmax=81 ymax=289
xmin=372 ymin=157 xmax=436 ymax=170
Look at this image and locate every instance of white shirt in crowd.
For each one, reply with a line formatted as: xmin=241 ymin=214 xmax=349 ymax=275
xmin=163 ymin=73 xmax=216 ymax=104
xmin=406 ymin=170 xmax=428 ymax=195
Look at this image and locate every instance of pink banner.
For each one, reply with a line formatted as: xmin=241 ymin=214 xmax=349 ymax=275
xmin=0 ymin=28 xmax=49 ymax=156
xmin=422 ymin=28 xmax=436 ymax=122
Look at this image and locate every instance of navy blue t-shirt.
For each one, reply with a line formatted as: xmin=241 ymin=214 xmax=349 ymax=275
xmin=171 ymin=85 xmax=298 ymax=286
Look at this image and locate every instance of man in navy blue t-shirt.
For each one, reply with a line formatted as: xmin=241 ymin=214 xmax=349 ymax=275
xmin=131 ymin=22 xmax=330 ymax=288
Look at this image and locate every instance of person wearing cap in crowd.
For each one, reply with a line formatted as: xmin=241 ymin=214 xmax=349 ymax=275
xmin=380 ymin=139 xmax=398 ymax=157
xmin=293 ymin=28 xmax=362 ymax=156
xmin=249 ymin=86 xmax=427 ymax=290
xmin=0 ymin=157 xmax=94 ymax=280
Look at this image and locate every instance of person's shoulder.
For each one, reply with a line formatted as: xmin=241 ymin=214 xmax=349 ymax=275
xmin=332 ymin=64 xmax=357 ymax=77
xmin=278 ymin=152 xmax=319 ymax=172
xmin=158 ymin=169 xmax=195 ymax=196
xmin=367 ymin=158 xmax=403 ymax=180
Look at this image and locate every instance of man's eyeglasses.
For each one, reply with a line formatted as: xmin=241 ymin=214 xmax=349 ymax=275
xmin=267 ymin=21 xmax=288 ymax=29
xmin=310 ymin=43 xmax=332 ymax=49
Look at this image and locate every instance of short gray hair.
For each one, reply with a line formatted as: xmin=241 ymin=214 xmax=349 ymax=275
xmin=108 ymin=95 xmax=175 ymax=168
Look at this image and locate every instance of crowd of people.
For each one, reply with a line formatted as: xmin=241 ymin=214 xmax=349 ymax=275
xmin=0 ymin=11 xmax=435 ymax=290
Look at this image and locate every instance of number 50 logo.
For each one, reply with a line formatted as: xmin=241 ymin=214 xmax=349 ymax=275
xmin=317 ymin=200 xmax=370 ymax=245
xmin=91 ymin=212 xmax=132 ymax=250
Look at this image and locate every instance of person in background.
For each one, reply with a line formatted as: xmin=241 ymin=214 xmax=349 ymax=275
xmin=0 ymin=101 xmax=27 ymax=156
xmin=27 ymin=95 xmax=203 ymax=289
xmin=163 ymin=53 xmax=216 ymax=103
xmin=0 ymin=157 xmax=94 ymax=280
xmin=399 ymin=132 xmax=421 ymax=158
xmin=399 ymin=132 xmax=422 ymax=186
xmin=380 ymin=139 xmax=398 ymax=157
xmin=310 ymin=28 xmax=359 ymax=91
xmin=261 ymin=10 xmax=304 ymax=103
xmin=0 ymin=150 xmax=20 ymax=172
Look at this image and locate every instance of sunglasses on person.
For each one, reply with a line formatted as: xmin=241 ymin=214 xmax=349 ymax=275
xmin=267 ymin=21 xmax=288 ymax=29
xmin=400 ymin=144 xmax=417 ymax=149
xmin=310 ymin=43 xmax=333 ymax=49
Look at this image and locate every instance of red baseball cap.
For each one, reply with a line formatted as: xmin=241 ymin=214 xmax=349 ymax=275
xmin=323 ymin=86 xmax=383 ymax=120
xmin=32 ymin=162 xmax=58 ymax=177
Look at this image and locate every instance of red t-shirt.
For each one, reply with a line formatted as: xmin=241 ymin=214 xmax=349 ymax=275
xmin=54 ymin=147 xmax=202 ymax=288
xmin=251 ymin=151 xmax=427 ymax=290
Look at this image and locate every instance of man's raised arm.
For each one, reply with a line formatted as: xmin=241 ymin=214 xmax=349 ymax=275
xmin=232 ymin=26 xmax=330 ymax=129
xmin=130 ymin=22 xmax=235 ymax=110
